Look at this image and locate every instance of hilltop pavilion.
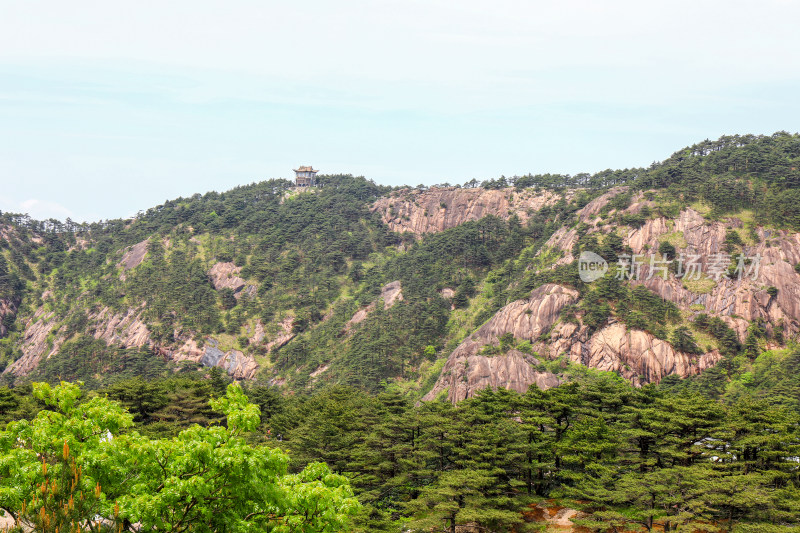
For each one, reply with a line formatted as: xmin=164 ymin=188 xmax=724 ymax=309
xmin=294 ymin=166 xmax=318 ymax=187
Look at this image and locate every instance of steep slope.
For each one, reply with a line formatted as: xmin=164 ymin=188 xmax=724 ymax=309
xmin=544 ymin=203 xmax=800 ymax=341
xmin=423 ymin=283 xmax=572 ymax=401
xmin=2 ymin=133 xmax=800 ymax=396
xmin=537 ymin=321 xmax=722 ymax=386
xmin=371 ymin=187 xmax=563 ymax=234
xmin=0 ymin=176 xmax=396 ymax=385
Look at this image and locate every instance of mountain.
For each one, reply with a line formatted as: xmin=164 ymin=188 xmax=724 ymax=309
xmin=2 ymin=132 xmax=800 ymax=407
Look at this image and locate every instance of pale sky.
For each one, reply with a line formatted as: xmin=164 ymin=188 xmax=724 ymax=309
xmin=1 ymin=0 xmax=799 ymax=222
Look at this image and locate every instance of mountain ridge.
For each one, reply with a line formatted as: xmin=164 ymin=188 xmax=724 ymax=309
xmin=1 ymin=132 xmax=800 ymax=402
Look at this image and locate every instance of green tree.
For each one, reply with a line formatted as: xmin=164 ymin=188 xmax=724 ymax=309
xmin=0 ymin=381 xmax=361 ymax=532
xmin=670 ymin=326 xmax=702 ymax=354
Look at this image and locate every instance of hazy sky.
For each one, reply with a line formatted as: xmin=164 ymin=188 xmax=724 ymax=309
xmin=1 ymin=0 xmax=799 ymax=222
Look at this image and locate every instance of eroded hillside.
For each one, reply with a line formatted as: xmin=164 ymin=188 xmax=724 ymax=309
xmin=2 ymin=133 xmax=800 ymax=399
xmin=371 ymin=186 xmax=565 ymax=234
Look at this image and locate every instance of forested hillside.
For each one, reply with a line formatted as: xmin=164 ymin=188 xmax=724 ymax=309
xmin=1 ymin=132 xmax=800 ymax=530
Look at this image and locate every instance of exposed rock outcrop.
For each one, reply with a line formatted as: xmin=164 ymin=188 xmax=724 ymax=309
xmin=169 ymin=337 xmax=259 ymax=380
xmin=423 ymin=284 xmax=577 ymax=402
xmin=380 ymin=280 xmax=403 ymax=309
xmin=4 ymin=307 xmax=59 ymax=376
xmin=344 ymin=281 xmax=404 ymax=332
xmin=248 ymin=320 xmax=266 ymax=344
xmin=119 ymin=240 xmax=148 ymax=271
xmin=90 ymin=307 xmax=151 ymax=348
xmin=208 ymin=262 xmax=255 ymax=298
xmin=541 ymin=205 xmax=800 ymax=343
xmin=371 ymin=187 xmax=562 ymax=235
xmin=4 ymin=303 xmax=260 ymax=380
xmin=623 ymin=209 xmax=800 ymax=340
xmin=537 ymin=321 xmax=722 ymax=387
xmin=577 ymin=186 xmax=629 ymax=222
xmin=541 ymin=186 xmax=628 ymax=264
xmin=424 ymin=282 xmax=723 ymax=401
xmin=542 ymin=226 xmax=579 ymax=265
xmin=264 ymin=317 xmax=295 ymax=353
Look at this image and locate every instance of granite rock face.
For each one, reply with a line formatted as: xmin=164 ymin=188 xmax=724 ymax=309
xmin=91 ymin=307 xmax=151 ymax=348
xmin=208 ymin=261 xmax=255 ymax=299
xmin=623 ymin=209 xmax=800 ymax=340
xmin=169 ymin=337 xmax=259 ymax=380
xmin=423 ymin=281 xmax=723 ymax=402
xmin=542 ymin=186 xmax=629 ymax=264
xmin=423 ymin=284 xmax=578 ymax=402
xmin=543 ymin=205 xmax=800 ymax=342
xmin=3 ymin=301 xmax=260 ymax=380
xmin=118 ymin=240 xmax=148 ymax=280
xmin=424 ymin=350 xmax=562 ymax=403
xmin=537 ymin=321 xmax=722 ymax=387
xmin=371 ymin=187 xmax=562 ymax=235
xmin=577 ymin=186 xmax=629 ymax=222
xmin=344 ymin=281 xmax=404 ymax=332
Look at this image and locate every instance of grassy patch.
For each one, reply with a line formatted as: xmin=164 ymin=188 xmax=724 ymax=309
xmin=689 ymin=200 xmax=712 ymax=216
xmin=417 ymin=357 xmax=447 ymax=398
xmin=660 ymin=231 xmax=688 ymax=249
xmin=682 ymin=275 xmax=716 ymax=294
xmin=445 ymin=283 xmax=491 ymax=350
xmin=210 ymin=333 xmax=239 ymax=352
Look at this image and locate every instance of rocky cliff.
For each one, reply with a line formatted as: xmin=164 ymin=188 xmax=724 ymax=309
xmin=536 ymin=321 xmax=722 ymax=387
xmin=543 ymin=203 xmax=800 ymax=343
xmin=208 ymin=261 xmax=256 ymax=299
xmin=424 ymin=281 xmax=724 ymax=402
xmin=371 ymin=187 xmax=563 ymax=234
xmin=3 ymin=259 xmax=263 ymax=380
xmin=423 ymin=284 xmax=576 ymax=402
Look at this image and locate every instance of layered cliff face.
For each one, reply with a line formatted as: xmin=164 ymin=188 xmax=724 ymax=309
xmin=425 ymin=281 xmax=723 ymax=402
xmin=423 ymin=284 xmax=576 ymax=402
xmin=208 ymin=261 xmax=257 ymax=299
xmin=626 ymin=211 xmax=800 ymax=340
xmin=371 ymin=187 xmax=563 ymax=234
xmin=543 ymin=202 xmax=800 ymax=343
xmin=536 ymin=321 xmax=722 ymax=387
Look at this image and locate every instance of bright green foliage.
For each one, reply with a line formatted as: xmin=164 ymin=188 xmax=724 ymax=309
xmin=0 ymin=382 xmax=360 ymax=532
xmin=0 ymin=381 xmax=132 ymax=530
xmin=1 ymin=134 xmax=800 ymax=531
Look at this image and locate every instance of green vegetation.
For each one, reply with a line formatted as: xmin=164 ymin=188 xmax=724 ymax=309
xmin=0 ymin=134 xmax=800 ymax=529
xmin=4 ymin=372 xmax=796 ymax=531
xmin=0 ymin=381 xmax=358 ymax=532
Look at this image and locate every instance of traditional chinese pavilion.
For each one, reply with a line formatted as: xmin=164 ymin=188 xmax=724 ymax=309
xmin=294 ymin=166 xmax=318 ymax=187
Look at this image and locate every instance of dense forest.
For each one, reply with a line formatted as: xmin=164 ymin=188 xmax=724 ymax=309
xmin=2 ymin=354 xmax=799 ymax=531
xmin=1 ymin=132 xmax=800 ymax=530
